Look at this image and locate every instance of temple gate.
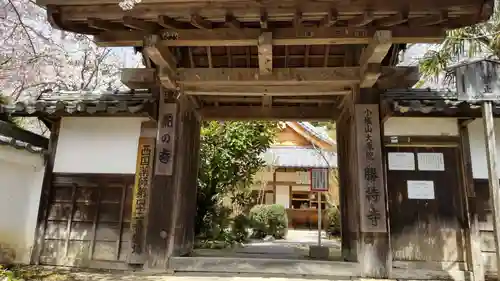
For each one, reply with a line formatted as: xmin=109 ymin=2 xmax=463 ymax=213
xmin=1 ymin=0 xmax=495 ymax=279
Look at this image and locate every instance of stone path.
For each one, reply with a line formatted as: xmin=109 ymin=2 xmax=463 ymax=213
xmin=193 ymin=230 xmax=341 ymax=260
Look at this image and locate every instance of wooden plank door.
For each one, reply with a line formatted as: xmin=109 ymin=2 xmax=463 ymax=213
xmin=39 ymin=174 xmax=133 ymax=268
xmin=386 ymin=146 xmax=467 ymax=263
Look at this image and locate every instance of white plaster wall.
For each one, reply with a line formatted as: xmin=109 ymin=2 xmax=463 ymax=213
xmin=53 ymin=117 xmax=147 ymax=174
xmin=0 ymin=146 xmax=45 ymax=264
xmin=468 ymin=118 xmax=500 ymax=179
xmin=275 ymin=185 xmax=290 ymax=208
xmin=384 ymin=117 xmax=459 ymax=136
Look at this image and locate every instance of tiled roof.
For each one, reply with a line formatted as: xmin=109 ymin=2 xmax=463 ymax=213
xmin=262 ymin=146 xmax=337 ymax=168
xmin=0 ymin=89 xmax=155 ymax=117
xmin=0 ymin=133 xmax=46 ymax=154
xmin=0 ymin=120 xmax=47 ymax=154
xmin=382 ymin=88 xmax=500 ymax=115
xmin=297 ymin=121 xmax=336 ymax=146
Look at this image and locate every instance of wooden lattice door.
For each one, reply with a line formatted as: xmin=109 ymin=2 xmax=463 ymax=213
xmin=39 ymin=174 xmax=133 ymax=268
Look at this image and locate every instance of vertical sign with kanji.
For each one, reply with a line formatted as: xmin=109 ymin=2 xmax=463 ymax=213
xmin=129 ymin=123 xmax=155 ymax=263
xmin=310 ymin=168 xmax=329 ymax=192
xmin=355 ymin=104 xmax=387 ymax=233
xmin=155 ymin=93 xmax=177 ymax=176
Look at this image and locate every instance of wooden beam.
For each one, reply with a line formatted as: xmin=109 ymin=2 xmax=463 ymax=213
xmin=359 ymin=30 xmax=392 ymax=88
xmin=186 ymin=89 xmax=350 ymax=96
xmin=176 ymin=67 xmax=360 ymax=86
xmin=94 ymin=26 xmax=445 ymax=47
xmin=377 ymin=66 xmax=420 ymax=89
xmin=121 ymin=68 xmax=156 ymax=89
xmin=123 ymin=16 xmax=159 ymax=31
xmin=190 ymin=14 xmax=212 ymax=29
xmin=143 ymin=35 xmax=177 ymax=89
xmin=200 ymin=105 xmax=339 ymax=121
xmin=143 ymin=35 xmax=177 ymax=68
xmin=258 ymin=32 xmax=272 ymax=75
xmin=199 ymin=96 xmax=338 ymax=103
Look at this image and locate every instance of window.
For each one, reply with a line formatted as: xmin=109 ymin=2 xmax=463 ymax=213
xmin=291 ymin=191 xmax=327 ymax=209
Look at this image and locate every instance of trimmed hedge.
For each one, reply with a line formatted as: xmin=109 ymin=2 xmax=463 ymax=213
xmin=249 ymin=204 xmax=288 ymax=239
xmin=325 ymin=206 xmax=341 ymax=236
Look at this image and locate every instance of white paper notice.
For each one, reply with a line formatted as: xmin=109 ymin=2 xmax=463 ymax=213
xmin=388 ymin=152 xmax=415 ymax=171
xmin=417 ymin=153 xmax=445 ymax=171
xmin=407 ymin=180 xmax=435 ymax=200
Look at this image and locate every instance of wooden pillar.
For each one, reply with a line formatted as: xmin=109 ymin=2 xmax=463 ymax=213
xmin=31 ymin=119 xmax=60 ymax=264
xmin=167 ymin=95 xmax=201 ymax=257
xmin=144 ymin=91 xmax=178 ymax=270
xmin=482 ymin=102 xmax=500 ymax=278
xmin=339 ymin=88 xmax=390 ymax=278
xmin=354 ymin=101 xmax=390 ymax=278
xmin=128 ymin=121 xmax=156 ymax=264
xmin=459 ymin=119 xmax=485 ymax=281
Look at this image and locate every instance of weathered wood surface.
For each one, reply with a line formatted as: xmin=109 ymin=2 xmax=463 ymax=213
xmin=31 ymin=119 xmax=60 ymax=264
xmin=386 ymin=145 xmax=467 ymax=263
xmin=458 ymin=121 xmax=484 ymax=281
xmin=168 ymin=95 xmax=201 ymax=256
xmin=37 ymin=173 xmax=134 ymax=268
xmin=128 ymin=121 xmax=156 ymax=264
xmin=474 ymin=178 xmax=500 ymax=277
xmin=43 ymin=0 xmax=490 ymax=38
xmin=94 ymin=27 xmax=447 ymax=47
xmin=482 ymin=101 xmax=500 ymax=278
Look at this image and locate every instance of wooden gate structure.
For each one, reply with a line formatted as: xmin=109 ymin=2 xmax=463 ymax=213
xmin=27 ymin=0 xmax=494 ymax=279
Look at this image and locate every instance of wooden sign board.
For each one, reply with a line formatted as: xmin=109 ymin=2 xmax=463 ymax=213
xmin=310 ymin=168 xmax=329 ymax=192
xmin=452 ymin=59 xmax=500 ymax=101
xmin=129 ymin=124 xmax=155 ymax=264
xmin=155 ymin=93 xmax=177 ymax=176
xmin=355 ymin=104 xmax=387 ymax=233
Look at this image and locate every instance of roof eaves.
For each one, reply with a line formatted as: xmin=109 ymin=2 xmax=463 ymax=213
xmin=0 ymin=89 xmax=155 ymax=117
xmin=296 ymin=121 xmax=336 ymax=146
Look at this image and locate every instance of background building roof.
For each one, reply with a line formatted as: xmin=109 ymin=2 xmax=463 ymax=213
xmin=262 ymin=146 xmax=337 ymax=168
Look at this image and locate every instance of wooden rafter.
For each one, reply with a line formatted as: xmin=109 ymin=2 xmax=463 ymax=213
xmin=376 ymin=12 xmax=409 ymax=27
xmin=87 ymin=18 xmax=124 ymax=31
xmin=94 ymin=26 xmax=445 ymax=47
xmin=190 ymin=14 xmax=213 ymax=29
xmin=359 ymin=30 xmax=392 ymax=88
xmin=123 ymin=16 xmax=158 ymax=32
xmin=409 ymin=12 xmax=449 ymax=27
xmin=157 ymin=15 xmax=183 ymax=29
xmin=348 ymin=11 xmax=374 ymax=27
xmin=225 ymin=13 xmax=242 ymax=29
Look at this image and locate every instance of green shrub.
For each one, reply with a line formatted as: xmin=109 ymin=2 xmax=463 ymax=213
xmin=325 ymin=206 xmax=341 ymax=237
xmin=249 ymin=204 xmax=288 ymax=239
xmin=231 ymin=214 xmax=250 ymax=242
